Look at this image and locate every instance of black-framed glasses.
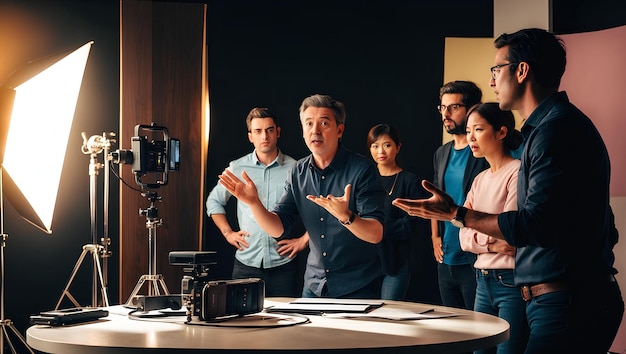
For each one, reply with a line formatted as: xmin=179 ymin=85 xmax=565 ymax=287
xmin=437 ymin=104 xmax=466 ymax=114
xmin=490 ymin=62 xmax=519 ymax=80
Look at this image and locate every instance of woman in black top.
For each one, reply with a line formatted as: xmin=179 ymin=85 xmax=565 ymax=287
xmin=367 ymin=124 xmax=429 ymax=300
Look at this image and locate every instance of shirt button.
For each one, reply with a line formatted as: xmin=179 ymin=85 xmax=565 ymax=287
xmin=321 ymin=235 xmax=325 ymax=238
xmin=322 ymin=252 xmax=327 ymax=257
xmin=325 ymin=269 xmax=330 ymax=273
xmin=320 ymin=217 xmax=324 ymax=222
xmin=321 ymin=175 xmax=326 ymax=180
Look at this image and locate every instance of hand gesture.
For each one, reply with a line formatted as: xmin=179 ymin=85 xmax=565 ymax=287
xmin=306 ymin=184 xmax=352 ymax=222
xmin=223 ymin=230 xmax=250 ymax=251
xmin=488 ymin=240 xmax=516 ymax=256
xmin=432 ymin=237 xmax=444 ymax=263
xmin=277 ymin=233 xmax=310 ymax=258
xmin=392 ymin=180 xmax=457 ymax=220
xmin=219 ymin=169 xmax=259 ymax=205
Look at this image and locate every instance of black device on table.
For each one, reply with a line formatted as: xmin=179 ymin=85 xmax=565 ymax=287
xmin=29 ymin=307 xmax=109 ymax=326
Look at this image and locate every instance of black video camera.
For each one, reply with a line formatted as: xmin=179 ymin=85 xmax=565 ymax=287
xmin=109 ymin=123 xmax=180 ymax=189
xmin=169 ymin=251 xmax=265 ymax=321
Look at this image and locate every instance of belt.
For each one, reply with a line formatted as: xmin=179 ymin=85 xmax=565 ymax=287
xmin=521 ymin=282 xmax=570 ymax=301
xmin=521 ymin=274 xmax=617 ymax=302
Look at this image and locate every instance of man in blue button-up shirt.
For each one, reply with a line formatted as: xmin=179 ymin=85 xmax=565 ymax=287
xmin=206 ymin=107 xmax=308 ymax=297
xmin=220 ymin=95 xmax=386 ymax=298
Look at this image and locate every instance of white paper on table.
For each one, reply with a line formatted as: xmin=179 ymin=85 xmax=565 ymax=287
xmin=322 ymin=306 xmax=461 ymax=320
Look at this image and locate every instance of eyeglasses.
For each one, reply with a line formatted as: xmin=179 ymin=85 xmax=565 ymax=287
xmin=437 ymin=104 xmax=466 ymax=114
xmin=490 ymin=62 xmax=519 ymax=80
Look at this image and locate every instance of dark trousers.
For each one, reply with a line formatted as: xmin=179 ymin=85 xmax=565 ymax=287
xmin=232 ymin=258 xmax=298 ymax=297
xmin=301 ymin=277 xmax=381 ymax=299
xmin=437 ymin=263 xmax=476 ymax=310
xmin=524 ymin=278 xmax=623 ymax=354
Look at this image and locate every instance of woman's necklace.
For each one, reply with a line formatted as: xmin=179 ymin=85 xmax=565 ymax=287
xmin=387 ymin=172 xmax=400 ymax=196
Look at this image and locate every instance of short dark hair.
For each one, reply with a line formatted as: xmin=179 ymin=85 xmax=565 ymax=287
xmin=494 ymin=28 xmax=566 ymax=90
xmin=439 ymin=80 xmax=482 ymax=107
xmin=299 ymin=94 xmax=346 ymax=125
xmin=246 ymin=107 xmax=277 ymax=131
xmin=367 ymin=123 xmax=401 ymax=148
xmin=467 ymin=102 xmax=523 ymax=151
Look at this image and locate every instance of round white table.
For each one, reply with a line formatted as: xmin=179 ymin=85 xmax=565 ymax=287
xmin=27 ymin=298 xmax=509 ymax=353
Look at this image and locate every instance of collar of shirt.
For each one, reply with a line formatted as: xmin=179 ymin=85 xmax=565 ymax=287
xmin=252 ymin=148 xmax=285 ymax=167
xmin=522 ymin=91 xmax=569 ymax=138
xmin=305 ymin=144 xmax=349 ymax=173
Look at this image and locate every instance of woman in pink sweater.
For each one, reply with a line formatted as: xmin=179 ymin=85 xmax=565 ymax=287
xmin=460 ymin=102 xmax=526 ymax=354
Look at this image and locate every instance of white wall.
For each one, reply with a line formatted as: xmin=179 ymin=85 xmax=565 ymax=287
xmin=494 ymin=0 xmax=551 ymax=35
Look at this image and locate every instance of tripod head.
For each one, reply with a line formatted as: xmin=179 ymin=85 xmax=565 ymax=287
xmin=139 ymin=190 xmax=162 ymax=227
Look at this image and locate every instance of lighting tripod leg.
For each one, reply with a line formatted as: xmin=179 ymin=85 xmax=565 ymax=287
xmin=93 ymin=250 xmax=109 ymax=307
xmin=1 ymin=319 xmax=34 ymax=354
xmin=55 ymin=244 xmax=109 ymax=310
xmin=1 ymin=230 xmax=35 ymax=353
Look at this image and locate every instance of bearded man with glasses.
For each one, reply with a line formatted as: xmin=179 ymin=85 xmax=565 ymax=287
xmin=430 ymin=80 xmax=489 ymax=311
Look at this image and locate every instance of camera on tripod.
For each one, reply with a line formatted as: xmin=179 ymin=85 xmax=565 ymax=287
xmin=169 ymin=251 xmax=265 ymax=321
xmin=109 ymin=123 xmax=180 ymax=189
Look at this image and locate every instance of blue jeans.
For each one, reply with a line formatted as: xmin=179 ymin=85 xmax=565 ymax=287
xmin=474 ymin=269 xmax=528 ymax=354
xmin=381 ymin=261 xmax=411 ymax=300
xmin=523 ymin=278 xmax=623 ymax=354
xmin=232 ymin=258 xmax=298 ymax=297
xmin=437 ymin=263 xmax=476 ymax=309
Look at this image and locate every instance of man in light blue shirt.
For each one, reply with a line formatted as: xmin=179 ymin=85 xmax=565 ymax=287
xmin=206 ymin=107 xmax=308 ymax=297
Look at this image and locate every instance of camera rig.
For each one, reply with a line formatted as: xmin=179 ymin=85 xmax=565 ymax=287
xmin=108 ymin=123 xmax=180 ymax=307
xmin=109 ymin=123 xmax=180 ymax=189
xmin=168 ymin=251 xmax=265 ymax=322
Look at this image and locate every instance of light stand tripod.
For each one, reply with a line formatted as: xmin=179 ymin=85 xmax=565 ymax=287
xmin=55 ymin=133 xmax=113 ymax=309
xmin=0 ymin=168 xmax=35 ymax=354
xmin=125 ymin=190 xmax=170 ymax=307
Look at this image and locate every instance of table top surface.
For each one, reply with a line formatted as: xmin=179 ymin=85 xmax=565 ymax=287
xmin=27 ymin=298 xmax=509 ymax=354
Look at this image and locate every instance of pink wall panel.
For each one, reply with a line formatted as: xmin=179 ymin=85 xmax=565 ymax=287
xmin=561 ymin=25 xmax=626 ymax=197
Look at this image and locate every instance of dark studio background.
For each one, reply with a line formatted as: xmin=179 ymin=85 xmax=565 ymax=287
xmin=200 ymin=0 xmax=495 ymax=306
xmin=1 ymin=0 xmax=625 ymax=346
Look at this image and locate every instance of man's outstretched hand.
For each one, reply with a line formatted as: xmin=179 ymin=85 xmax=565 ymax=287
xmin=392 ymin=180 xmax=458 ymax=221
xmin=306 ymin=184 xmax=352 ymax=223
xmin=218 ymin=169 xmax=260 ymax=205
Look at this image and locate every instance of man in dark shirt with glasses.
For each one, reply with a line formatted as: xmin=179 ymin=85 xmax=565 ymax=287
xmin=394 ymin=28 xmax=623 ymax=353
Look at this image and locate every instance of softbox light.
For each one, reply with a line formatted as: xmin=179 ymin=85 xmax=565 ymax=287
xmin=0 ymin=41 xmax=93 ymax=234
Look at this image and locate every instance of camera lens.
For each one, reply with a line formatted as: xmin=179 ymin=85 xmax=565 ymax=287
xmin=109 ymin=149 xmax=134 ymax=164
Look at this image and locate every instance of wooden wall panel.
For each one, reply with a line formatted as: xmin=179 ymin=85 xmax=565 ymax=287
xmin=119 ymin=0 xmax=206 ymax=303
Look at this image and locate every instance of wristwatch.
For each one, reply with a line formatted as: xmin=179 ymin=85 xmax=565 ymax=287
xmin=339 ymin=211 xmax=355 ymax=225
xmin=450 ymin=206 xmax=467 ymax=228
